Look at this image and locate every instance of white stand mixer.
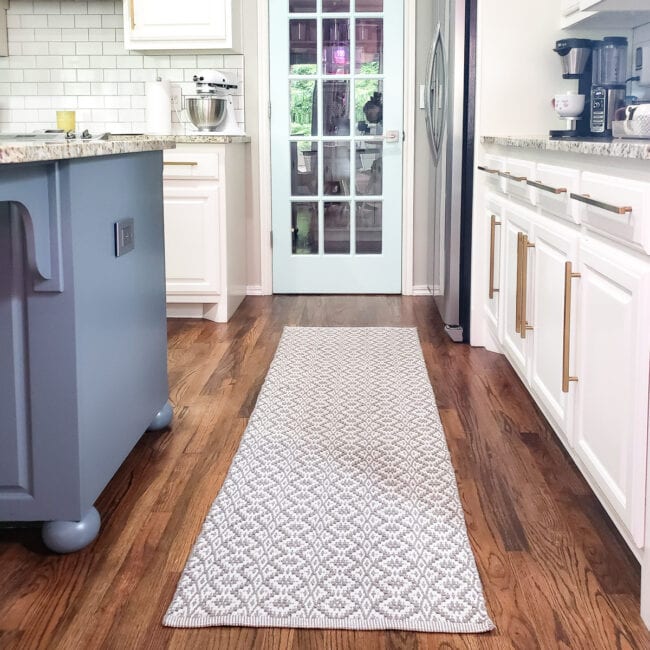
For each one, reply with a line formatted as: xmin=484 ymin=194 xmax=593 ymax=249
xmin=184 ymin=70 xmax=243 ymax=134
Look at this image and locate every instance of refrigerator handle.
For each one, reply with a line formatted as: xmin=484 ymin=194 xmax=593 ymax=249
xmin=424 ymin=24 xmax=446 ymax=164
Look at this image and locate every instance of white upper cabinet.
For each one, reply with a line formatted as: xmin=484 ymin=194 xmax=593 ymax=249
xmin=123 ymin=0 xmax=242 ymax=52
xmin=562 ymin=0 xmax=650 ymax=28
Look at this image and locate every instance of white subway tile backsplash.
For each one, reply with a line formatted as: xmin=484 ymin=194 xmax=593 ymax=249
xmin=50 ymin=69 xmax=77 ymax=82
xmin=89 ymin=28 xmax=115 ymax=41
xmin=90 ymin=82 xmax=118 ymax=95
xmin=49 ymin=42 xmax=76 ymax=55
xmin=75 ymin=15 xmax=101 ymax=28
xmin=48 ymin=15 xmax=75 ymax=28
xmin=62 ymin=55 xmax=90 ymax=68
xmin=89 ymin=55 xmax=116 ymax=68
xmin=61 ymin=1 xmax=87 ymax=15
xmin=104 ymin=69 xmax=130 ymax=82
xmin=24 ymin=69 xmax=50 ymax=82
xmin=21 ymin=42 xmax=49 ymax=55
xmin=61 ymin=28 xmax=89 ymax=42
xmin=3 ymin=0 xmax=245 ymax=134
xmin=35 ymin=55 xmax=63 ymax=68
xmin=37 ymin=82 xmax=64 ymax=95
xmin=76 ymin=42 xmax=102 ymax=55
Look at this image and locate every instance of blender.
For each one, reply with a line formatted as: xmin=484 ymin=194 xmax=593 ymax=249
xmin=590 ymin=37 xmax=628 ymax=138
xmin=549 ymin=38 xmax=593 ymax=139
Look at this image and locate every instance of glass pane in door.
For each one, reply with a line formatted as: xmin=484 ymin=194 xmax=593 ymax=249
xmin=292 ymin=202 xmax=319 ymax=254
xmin=291 ymin=141 xmax=319 ymax=195
xmin=355 ymin=19 xmax=383 ymax=72
xmin=290 ymin=19 xmax=317 ymax=73
xmin=356 ymin=79 xmax=383 ymax=134
xmin=323 ymin=142 xmax=350 ymax=196
xmin=356 ymin=201 xmax=382 ymax=254
xmin=290 ymin=80 xmax=317 ymax=136
xmin=290 ymin=0 xmax=317 ymax=12
xmin=355 ymin=141 xmax=382 ymax=196
xmin=323 ymin=80 xmax=350 ymax=135
xmin=356 ymin=0 xmax=383 ymax=11
xmin=323 ymin=18 xmax=350 ymax=75
xmin=323 ymin=0 xmax=350 ymax=12
xmin=324 ymin=202 xmax=350 ymax=254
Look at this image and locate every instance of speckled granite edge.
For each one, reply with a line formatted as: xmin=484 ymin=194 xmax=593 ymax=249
xmin=0 ymin=138 xmax=175 ymax=165
xmin=481 ymin=135 xmax=650 ymax=160
xmin=109 ymin=134 xmax=251 ymax=144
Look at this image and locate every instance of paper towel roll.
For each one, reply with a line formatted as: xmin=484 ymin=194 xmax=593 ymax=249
xmin=145 ymin=79 xmax=171 ymax=135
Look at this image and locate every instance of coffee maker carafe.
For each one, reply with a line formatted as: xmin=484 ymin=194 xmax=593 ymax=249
xmin=590 ymin=37 xmax=628 ymax=137
xmin=549 ymin=38 xmax=593 ymax=139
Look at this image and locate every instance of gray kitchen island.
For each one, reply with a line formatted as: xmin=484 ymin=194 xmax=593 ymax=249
xmin=0 ymin=137 xmax=175 ymax=552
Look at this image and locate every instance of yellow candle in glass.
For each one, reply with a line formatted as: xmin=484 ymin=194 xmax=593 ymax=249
xmin=56 ymin=110 xmax=76 ymax=132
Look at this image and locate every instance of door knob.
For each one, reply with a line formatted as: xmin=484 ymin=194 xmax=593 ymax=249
xmin=383 ymin=130 xmax=400 ymax=143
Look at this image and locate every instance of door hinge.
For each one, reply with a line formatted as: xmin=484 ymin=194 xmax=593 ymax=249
xmin=268 ymin=102 xmax=271 ymax=120
xmin=270 ymin=230 xmax=273 ymax=249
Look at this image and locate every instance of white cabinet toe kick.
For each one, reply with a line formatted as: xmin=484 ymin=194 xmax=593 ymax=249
xmin=475 ymin=145 xmax=650 ymax=628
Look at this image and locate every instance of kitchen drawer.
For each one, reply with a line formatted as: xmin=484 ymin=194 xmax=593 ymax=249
xmin=504 ymin=157 xmax=535 ymax=205
xmin=531 ymin=163 xmax=580 ymax=224
xmin=163 ymin=152 xmax=220 ymax=180
xmin=575 ymin=172 xmax=650 ymax=254
xmin=478 ymin=154 xmax=506 ymax=194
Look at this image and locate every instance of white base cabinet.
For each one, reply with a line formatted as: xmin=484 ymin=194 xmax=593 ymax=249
xmin=163 ymin=144 xmax=247 ymax=323
xmin=478 ymin=151 xmax=650 ymax=556
xmin=123 ymin=0 xmax=242 ymax=52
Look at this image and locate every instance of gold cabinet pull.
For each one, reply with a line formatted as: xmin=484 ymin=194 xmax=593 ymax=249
xmin=489 ymin=214 xmax=501 ymax=299
xmin=499 ymin=170 xmax=527 ymax=182
xmin=520 ymin=234 xmax=535 ymax=339
xmin=477 ymin=165 xmax=499 ymax=174
xmin=527 ymin=179 xmax=567 ymax=195
xmin=562 ymin=261 xmax=581 ymax=393
xmin=570 ymin=192 xmax=633 ymax=215
xmin=515 ymin=233 xmax=523 ymax=334
xmin=164 ymin=161 xmax=199 ymax=166
xmin=130 ymin=0 xmax=136 ymax=29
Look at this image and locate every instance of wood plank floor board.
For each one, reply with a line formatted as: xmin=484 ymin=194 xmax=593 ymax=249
xmin=0 ymin=296 xmax=648 ymax=649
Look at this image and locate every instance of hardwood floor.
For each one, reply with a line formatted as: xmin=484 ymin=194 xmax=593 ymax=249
xmin=0 ymin=295 xmax=648 ymax=649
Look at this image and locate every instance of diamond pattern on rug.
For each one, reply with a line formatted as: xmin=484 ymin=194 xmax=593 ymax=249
xmin=164 ymin=327 xmax=494 ymax=632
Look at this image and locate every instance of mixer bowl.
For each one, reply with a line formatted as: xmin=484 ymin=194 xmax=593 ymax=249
xmin=186 ymin=96 xmax=227 ymax=131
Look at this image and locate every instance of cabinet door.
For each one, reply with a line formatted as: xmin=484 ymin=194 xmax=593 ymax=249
xmin=163 ymin=181 xmax=221 ymax=295
xmin=124 ymin=0 xmax=239 ymax=51
xmin=501 ymin=206 xmax=534 ymax=377
xmin=529 ymin=219 xmax=578 ymax=437
xmin=574 ymin=243 xmax=650 ymax=547
xmin=485 ymin=196 xmax=503 ymax=335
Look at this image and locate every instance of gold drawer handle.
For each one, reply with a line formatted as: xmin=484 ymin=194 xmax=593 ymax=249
xmin=527 ymin=179 xmax=567 ymax=195
xmin=570 ymin=193 xmax=633 ymax=215
xmin=516 ymin=233 xmax=535 ymax=339
xmin=489 ymin=214 xmax=501 ymax=300
xmin=164 ymin=161 xmax=199 ymax=166
xmin=499 ymin=170 xmax=527 ymax=182
xmin=562 ymin=261 xmax=581 ymax=393
xmin=477 ymin=165 xmax=499 ymax=174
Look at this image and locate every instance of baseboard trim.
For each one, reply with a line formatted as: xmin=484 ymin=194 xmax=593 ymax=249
xmin=246 ymin=285 xmax=264 ymax=296
xmin=412 ymin=285 xmax=433 ymax=296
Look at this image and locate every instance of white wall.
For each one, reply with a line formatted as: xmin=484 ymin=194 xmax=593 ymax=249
xmin=0 ymin=0 xmax=245 ymax=134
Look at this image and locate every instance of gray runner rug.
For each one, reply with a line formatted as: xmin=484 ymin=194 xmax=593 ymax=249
xmin=164 ymin=327 xmax=494 ymax=632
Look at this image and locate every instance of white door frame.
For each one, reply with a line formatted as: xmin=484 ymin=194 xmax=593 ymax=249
xmin=256 ymin=0 xmax=416 ymax=296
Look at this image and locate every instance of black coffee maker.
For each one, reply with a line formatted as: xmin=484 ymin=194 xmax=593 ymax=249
xmin=550 ymin=38 xmax=594 ymax=139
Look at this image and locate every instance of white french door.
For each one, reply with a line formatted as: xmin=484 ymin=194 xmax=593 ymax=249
xmin=270 ymin=0 xmax=404 ymax=293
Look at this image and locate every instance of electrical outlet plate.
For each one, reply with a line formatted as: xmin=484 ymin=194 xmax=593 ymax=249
xmin=114 ymin=218 xmax=135 ymax=257
xmin=170 ymin=85 xmax=182 ymax=108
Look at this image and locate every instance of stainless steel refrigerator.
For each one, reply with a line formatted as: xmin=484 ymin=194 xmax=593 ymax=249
xmin=425 ymin=0 xmax=476 ymax=342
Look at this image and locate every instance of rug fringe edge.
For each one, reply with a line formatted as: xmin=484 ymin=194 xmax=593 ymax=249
xmin=162 ymin=614 xmax=495 ymax=633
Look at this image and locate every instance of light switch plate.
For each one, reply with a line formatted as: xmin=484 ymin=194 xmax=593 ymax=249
xmin=114 ymin=218 xmax=135 ymax=257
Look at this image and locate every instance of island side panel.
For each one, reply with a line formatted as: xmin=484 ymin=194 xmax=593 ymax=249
xmin=63 ymin=151 xmax=170 ymax=511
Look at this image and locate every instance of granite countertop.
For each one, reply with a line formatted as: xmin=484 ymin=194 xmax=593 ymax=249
xmin=481 ymin=135 xmax=650 ymax=161
xmin=0 ymin=137 xmax=175 ymax=165
xmin=110 ymin=133 xmax=252 ymax=144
